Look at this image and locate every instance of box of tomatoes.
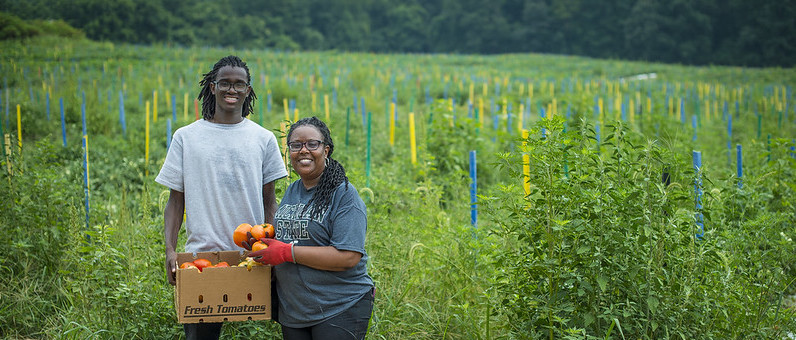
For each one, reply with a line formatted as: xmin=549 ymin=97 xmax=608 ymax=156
xmin=174 ymin=250 xmax=271 ymax=324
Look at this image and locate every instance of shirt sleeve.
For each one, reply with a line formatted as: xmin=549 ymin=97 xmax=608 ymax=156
xmin=155 ymin=130 xmax=185 ymax=192
xmin=329 ymin=184 xmax=368 ymax=254
xmin=261 ymin=130 xmax=289 ymax=184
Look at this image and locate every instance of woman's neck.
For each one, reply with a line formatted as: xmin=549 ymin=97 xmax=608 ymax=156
xmin=302 ymin=176 xmax=320 ymax=190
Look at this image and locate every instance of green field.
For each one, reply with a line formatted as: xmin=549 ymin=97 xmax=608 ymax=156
xmin=1 ymin=36 xmax=795 ymax=339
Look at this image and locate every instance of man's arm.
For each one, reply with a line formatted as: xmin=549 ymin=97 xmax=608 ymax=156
xmin=263 ymin=181 xmax=277 ymax=225
xmin=164 ymin=189 xmax=185 ymax=286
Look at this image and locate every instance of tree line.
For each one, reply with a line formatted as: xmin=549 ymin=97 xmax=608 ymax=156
xmin=2 ymin=0 xmax=794 ymax=67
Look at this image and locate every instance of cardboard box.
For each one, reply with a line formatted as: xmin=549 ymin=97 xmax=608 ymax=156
xmin=175 ymin=250 xmax=271 ymax=323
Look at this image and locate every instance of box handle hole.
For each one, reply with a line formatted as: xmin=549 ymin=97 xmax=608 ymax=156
xmin=223 ymin=294 xmax=228 ymax=303
xmin=198 ymin=295 xmax=203 ymax=303
xmin=247 ymin=293 xmax=252 ymax=301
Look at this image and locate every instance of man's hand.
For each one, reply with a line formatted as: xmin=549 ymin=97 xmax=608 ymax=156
xmin=241 ymin=232 xmax=257 ymax=250
xmin=163 ymin=189 xmax=184 ymax=286
xmin=166 ymin=250 xmax=178 ymax=286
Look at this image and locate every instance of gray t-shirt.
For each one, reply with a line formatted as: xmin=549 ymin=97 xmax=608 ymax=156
xmin=155 ymin=119 xmax=288 ymax=253
xmin=273 ymin=180 xmax=374 ymax=327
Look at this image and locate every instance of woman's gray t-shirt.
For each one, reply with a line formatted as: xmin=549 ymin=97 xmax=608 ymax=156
xmin=273 ymin=180 xmax=373 ymax=327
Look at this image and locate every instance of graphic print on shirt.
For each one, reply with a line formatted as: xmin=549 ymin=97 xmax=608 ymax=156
xmin=274 ymin=202 xmax=327 ymax=241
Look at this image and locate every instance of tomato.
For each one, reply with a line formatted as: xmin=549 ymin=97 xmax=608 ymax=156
xmin=192 ymin=258 xmax=213 ymax=272
xmin=179 ymin=262 xmax=197 ymax=269
xmin=263 ymin=224 xmax=275 ymax=239
xmin=250 ymin=224 xmax=266 ymax=240
xmin=215 ymin=261 xmax=230 ymax=268
xmin=251 ymin=241 xmax=268 ymax=252
xmin=233 ymin=223 xmax=253 ymax=248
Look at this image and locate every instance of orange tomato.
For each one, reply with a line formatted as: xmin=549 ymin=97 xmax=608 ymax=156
xmin=250 ymin=224 xmax=266 ymax=240
xmin=215 ymin=261 xmax=230 ymax=268
xmin=251 ymin=241 xmax=268 ymax=252
xmin=179 ymin=262 xmax=197 ymax=269
xmin=233 ymin=223 xmax=253 ymax=248
xmin=263 ymin=223 xmax=275 ymax=239
xmin=192 ymin=258 xmax=213 ymax=272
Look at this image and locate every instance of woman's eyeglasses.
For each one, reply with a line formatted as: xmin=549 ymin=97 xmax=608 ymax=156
xmin=213 ymin=80 xmax=250 ymax=92
xmin=288 ymin=140 xmax=324 ymax=152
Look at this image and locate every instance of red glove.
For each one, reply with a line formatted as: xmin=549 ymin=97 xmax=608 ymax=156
xmin=249 ymin=238 xmax=294 ymax=266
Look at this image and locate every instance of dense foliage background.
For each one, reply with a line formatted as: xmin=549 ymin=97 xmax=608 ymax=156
xmin=1 ymin=0 xmax=795 ymax=67
xmin=1 ymin=2 xmax=795 ymax=338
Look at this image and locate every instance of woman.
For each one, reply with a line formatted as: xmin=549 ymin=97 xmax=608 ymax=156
xmin=248 ymin=116 xmax=374 ymax=339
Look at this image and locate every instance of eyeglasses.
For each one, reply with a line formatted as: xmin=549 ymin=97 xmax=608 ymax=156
xmin=213 ymin=80 xmax=250 ymax=92
xmin=288 ymin=140 xmax=324 ymax=152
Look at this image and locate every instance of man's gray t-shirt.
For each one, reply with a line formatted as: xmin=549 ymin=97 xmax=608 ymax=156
xmin=273 ymin=180 xmax=374 ymax=328
xmin=155 ymin=119 xmax=288 ymax=253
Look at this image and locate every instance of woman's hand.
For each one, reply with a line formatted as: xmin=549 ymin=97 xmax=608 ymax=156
xmin=249 ymin=238 xmax=294 ymax=266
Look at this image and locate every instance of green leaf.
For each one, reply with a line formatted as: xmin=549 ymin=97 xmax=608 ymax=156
xmin=553 ymin=219 xmax=571 ymax=226
xmin=597 ymin=275 xmax=608 ymax=291
xmin=584 ymin=312 xmax=595 ymax=326
xmin=647 ymin=296 xmax=659 ymax=313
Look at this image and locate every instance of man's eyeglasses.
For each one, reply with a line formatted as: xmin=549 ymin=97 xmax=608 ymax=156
xmin=288 ymin=140 xmax=324 ymax=152
xmin=213 ymin=80 xmax=250 ymax=92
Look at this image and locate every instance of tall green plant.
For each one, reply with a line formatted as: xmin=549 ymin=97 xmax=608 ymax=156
xmin=485 ymin=117 xmax=796 ymax=339
xmin=0 ymin=140 xmax=82 ymax=337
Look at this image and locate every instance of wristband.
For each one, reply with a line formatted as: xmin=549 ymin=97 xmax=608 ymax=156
xmin=290 ymin=243 xmax=296 ymax=263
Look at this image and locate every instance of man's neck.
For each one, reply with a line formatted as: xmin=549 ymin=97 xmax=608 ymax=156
xmin=210 ymin=111 xmax=244 ymax=124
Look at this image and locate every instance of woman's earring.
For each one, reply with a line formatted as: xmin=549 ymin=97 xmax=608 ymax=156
xmin=325 ymin=157 xmax=329 ymax=167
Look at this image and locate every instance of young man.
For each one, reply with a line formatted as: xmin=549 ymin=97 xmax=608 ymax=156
xmin=156 ymin=55 xmax=288 ymax=339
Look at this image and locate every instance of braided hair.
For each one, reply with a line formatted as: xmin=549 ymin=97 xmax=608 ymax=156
xmin=198 ymin=55 xmax=257 ymax=120
xmin=287 ymin=117 xmax=349 ymax=220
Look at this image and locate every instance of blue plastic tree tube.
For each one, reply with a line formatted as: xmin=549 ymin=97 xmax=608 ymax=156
xmin=693 ymin=151 xmax=704 ymax=240
xmin=736 ymin=144 xmax=743 ymax=188
xmin=469 ymin=150 xmax=477 ymax=229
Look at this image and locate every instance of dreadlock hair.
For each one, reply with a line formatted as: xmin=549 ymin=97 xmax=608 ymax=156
xmin=287 ymin=116 xmax=349 ymax=220
xmin=198 ymin=55 xmax=257 ymax=120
